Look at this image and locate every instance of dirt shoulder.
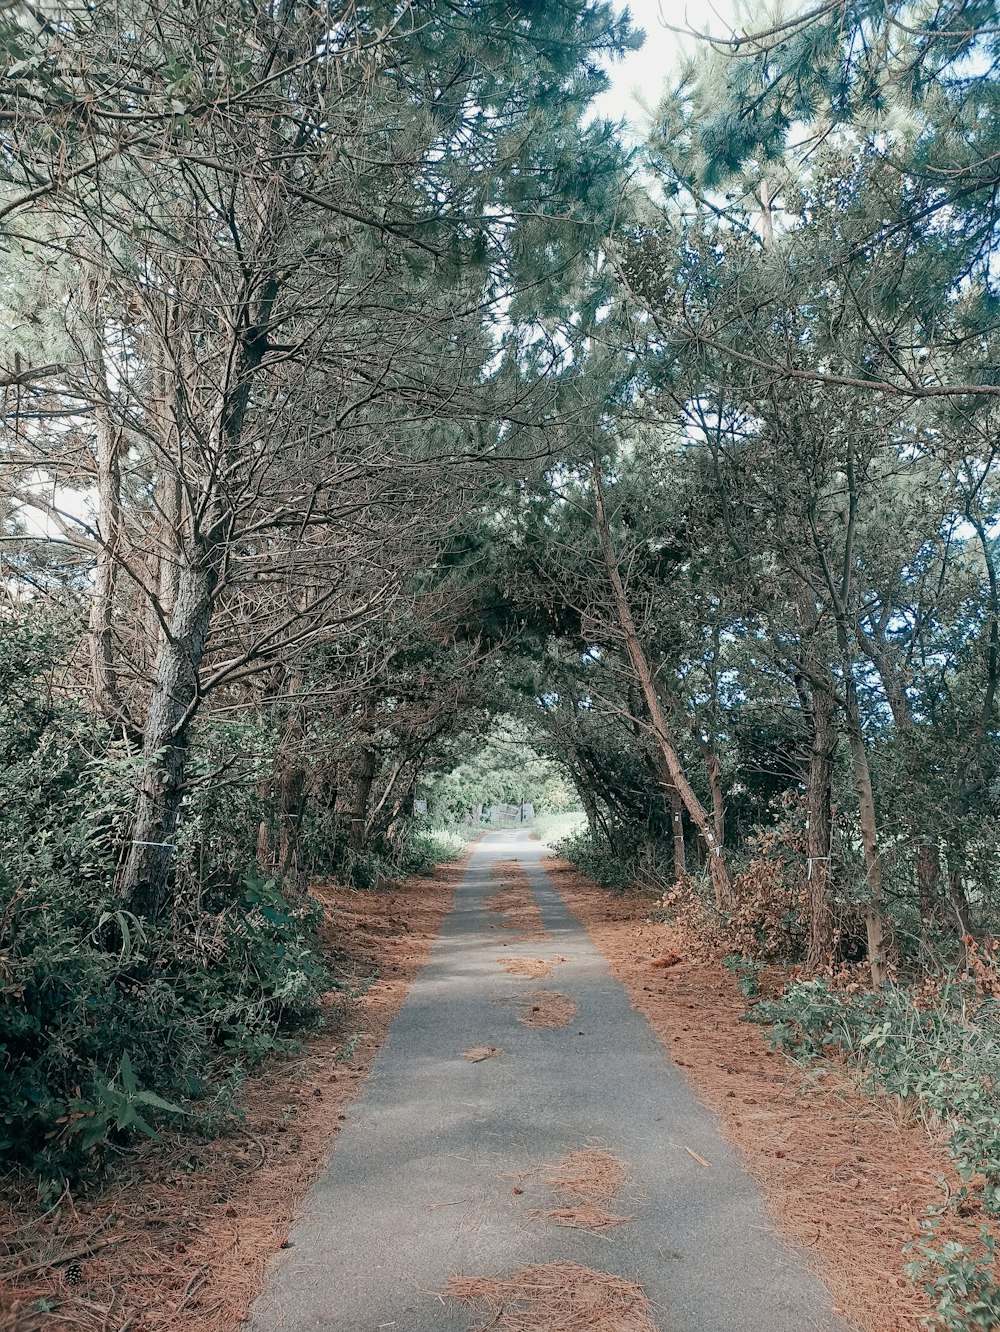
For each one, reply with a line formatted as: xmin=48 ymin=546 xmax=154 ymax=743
xmin=545 ymin=857 xmax=977 ymax=1332
xmin=0 ymin=855 xmax=464 ymax=1332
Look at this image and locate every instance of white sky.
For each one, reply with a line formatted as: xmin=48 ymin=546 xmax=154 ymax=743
xmin=594 ymin=0 xmax=741 ymax=131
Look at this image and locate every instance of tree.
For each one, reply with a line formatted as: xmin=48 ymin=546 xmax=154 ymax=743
xmin=0 ymin=0 xmax=635 ymax=917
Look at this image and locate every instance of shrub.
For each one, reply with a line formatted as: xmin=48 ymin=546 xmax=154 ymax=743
xmin=531 ymin=810 xmax=587 ymax=846
xmin=0 ymin=616 xmax=327 ymax=1191
xmin=401 ymin=827 xmax=467 ymax=873
xmin=2 ymin=843 xmax=327 ymax=1190
xmin=553 ymin=828 xmax=660 ymax=892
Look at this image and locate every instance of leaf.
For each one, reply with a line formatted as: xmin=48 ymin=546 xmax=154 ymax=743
xmin=118 ymin=1052 xmax=138 ymax=1096
xmin=133 ymin=1089 xmax=185 ymax=1115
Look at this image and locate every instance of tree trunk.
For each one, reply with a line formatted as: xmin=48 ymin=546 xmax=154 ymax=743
xmin=669 ymin=782 xmax=686 ymax=879
xmin=579 ymin=782 xmax=600 ymax=839
xmin=808 ymin=442 xmax=887 ymax=984
xmin=347 ymin=745 xmax=377 ymax=853
xmin=385 ymin=779 xmax=418 ymax=846
xmin=947 ymin=862 xmax=972 ymax=937
xmin=273 ymin=687 xmax=307 ymax=880
xmin=85 ymin=293 xmax=134 ymax=736
xmin=113 ymin=252 xmax=279 ymax=917
xmin=805 ymin=675 xmax=837 ymax=968
xmin=256 ymin=775 xmax=275 ymax=870
xmin=841 ymin=670 xmax=888 ymax=986
xmin=277 ymin=761 xmax=308 ymax=877
xmin=857 ymin=625 xmax=947 ymax=929
xmin=646 ymin=742 xmax=686 ymax=878
xmin=916 ymin=841 xmax=941 ymax=925
xmin=591 ymin=465 xmax=734 ymax=910
xmin=701 ymin=739 xmax=725 ymax=846
xmin=117 ymin=557 xmax=218 ymax=918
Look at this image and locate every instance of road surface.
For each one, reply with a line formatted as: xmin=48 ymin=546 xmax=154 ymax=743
xmin=247 ymin=830 xmax=848 ymax=1332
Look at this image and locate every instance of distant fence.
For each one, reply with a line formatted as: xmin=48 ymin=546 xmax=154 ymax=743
xmin=413 ymin=800 xmax=535 ymax=827
xmin=469 ymin=802 xmax=534 ymax=827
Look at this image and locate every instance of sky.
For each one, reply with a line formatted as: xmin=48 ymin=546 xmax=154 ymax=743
xmin=593 ymin=0 xmax=740 ymax=131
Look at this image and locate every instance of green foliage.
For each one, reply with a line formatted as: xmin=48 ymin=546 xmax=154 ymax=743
xmin=907 ymin=1231 xmax=1000 ymax=1332
xmin=554 ymin=827 xmax=654 ymax=892
xmin=722 ymin=954 xmax=763 ymax=998
xmin=403 ymin=827 xmax=468 ymax=872
xmin=0 ymin=617 xmax=327 ymax=1188
xmin=66 ymin=1052 xmax=185 ymax=1150
xmin=419 ymin=717 xmax=580 ymax=826
xmin=2 ymin=849 xmax=326 ymax=1188
xmin=531 ymin=810 xmax=587 ymax=846
xmin=756 ymin=974 xmax=1000 ymax=1328
xmin=333 ymin=826 xmax=467 ymax=891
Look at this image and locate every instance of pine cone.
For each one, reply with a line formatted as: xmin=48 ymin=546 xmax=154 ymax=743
xmin=65 ymin=1261 xmax=83 ymax=1286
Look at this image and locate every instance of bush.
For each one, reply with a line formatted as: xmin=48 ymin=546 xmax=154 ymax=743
xmin=0 ymin=616 xmax=327 ymax=1191
xmin=401 ymin=827 xmax=467 ymax=874
xmin=332 ymin=824 xmax=467 ymax=891
xmin=553 ymin=824 xmax=684 ymax=895
xmin=554 ymin=829 xmax=636 ymax=890
xmin=2 ymin=870 xmax=326 ymax=1188
xmin=727 ymin=826 xmax=810 ymax=963
xmin=531 ymin=811 xmax=586 ymax=846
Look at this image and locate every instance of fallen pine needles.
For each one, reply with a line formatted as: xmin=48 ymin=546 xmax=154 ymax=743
xmin=445 ymin=1261 xmax=657 ymax=1332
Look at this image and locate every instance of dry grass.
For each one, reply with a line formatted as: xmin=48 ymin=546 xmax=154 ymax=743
xmin=546 ymin=856 xmax=986 ymax=1332
xmin=497 ymin=956 xmax=555 ymax=979
xmin=463 ymin=1046 xmax=503 ymax=1063
xmin=516 ymin=991 xmax=577 ymax=1029
xmin=485 ymin=861 xmax=549 ymax=943
xmin=445 ymin=1261 xmax=658 ymax=1332
xmin=0 ymin=857 xmax=466 ymax=1332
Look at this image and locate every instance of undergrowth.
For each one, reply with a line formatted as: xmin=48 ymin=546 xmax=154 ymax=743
xmin=553 ymin=828 xmax=660 ymax=892
xmin=531 ymin=810 xmax=587 ymax=847
xmin=334 ymin=825 xmax=467 ymax=891
xmin=755 ymin=959 xmax=1000 ymax=1330
xmin=403 ymin=826 xmax=467 ymax=872
xmin=0 ymin=618 xmax=328 ymax=1193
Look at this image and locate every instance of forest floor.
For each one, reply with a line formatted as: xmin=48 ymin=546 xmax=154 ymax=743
xmin=545 ymin=857 xmax=982 ymax=1332
xmin=0 ymin=854 xmax=466 ymax=1332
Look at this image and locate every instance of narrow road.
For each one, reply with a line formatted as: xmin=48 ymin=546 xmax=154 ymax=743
xmin=248 ymin=831 xmax=848 ymax=1331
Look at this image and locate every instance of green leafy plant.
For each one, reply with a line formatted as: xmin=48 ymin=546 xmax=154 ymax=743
xmin=723 ymin=953 xmax=764 ymax=997
xmin=756 ymin=976 xmax=1000 ymax=1328
xmin=0 ymin=616 xmax=328 ymax=1187
xmin=67 ymin=1053 xmax=185 ymax=1149
xmin=907 ymin=1231 xmax=1000 ymax=1332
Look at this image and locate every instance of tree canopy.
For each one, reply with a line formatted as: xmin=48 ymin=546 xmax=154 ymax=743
xmin=5 ymin=4 xmax=1000 ymax=1276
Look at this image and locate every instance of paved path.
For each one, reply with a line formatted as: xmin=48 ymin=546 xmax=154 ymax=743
xmin=248 ymin=831 xmax=848 ymax=1332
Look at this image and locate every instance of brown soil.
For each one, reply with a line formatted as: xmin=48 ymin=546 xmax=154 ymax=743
xmin=445 ymin=1261 xmax=658 ymax=1332
xmin=0 ymin=856 xmax=465 ymax=1332
xmin=463 ymin=1047 xmax=503 ymax=1063
xmin=497 ymin=956 xmax=556 ymax=979
xmin=516 ymin=991 xmax=577 ymax=1029
xmin=545 ymin=857 xmax=982 ymax=1332
xmin=486 ymin=861 xmax=549 ymax=942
